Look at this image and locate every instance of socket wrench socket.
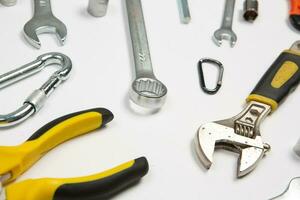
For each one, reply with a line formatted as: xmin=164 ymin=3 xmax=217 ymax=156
xmin=88 ymin=0 xmax=109 ymax=17
xmin=243 ymin=0 xmax=258 ymax=21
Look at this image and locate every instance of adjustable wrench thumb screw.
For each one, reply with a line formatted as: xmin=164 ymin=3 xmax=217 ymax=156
xmin=195 ymin=41 xmax=300 ymax=178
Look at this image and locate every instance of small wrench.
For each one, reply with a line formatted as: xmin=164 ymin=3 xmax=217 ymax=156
xmin=126 ymin=0 xmax=167 ymax=109
xmin=213 ymin=0 xmax=237 ymax=47
xmin=23 ymin=0 xmax=67 ymax=49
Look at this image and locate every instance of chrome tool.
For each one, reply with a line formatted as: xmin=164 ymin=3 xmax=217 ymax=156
xmin=243 ymin=0 xmax=259 ymax=22
xmin=195 ymin=41 xmax=300 ymax=177
xmin=213 ymin=0 xmax=237 ymax=47
xmin=126 ymin=0 xmax=167 ymax=109
xmin=24 ymin=0 xmax=67 ymax=49
xmin=88 ymin=0 xmax=109 ymax=17
xmin=0 ymin=52 xmax=71 ymax=127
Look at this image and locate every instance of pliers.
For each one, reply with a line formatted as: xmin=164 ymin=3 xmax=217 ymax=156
xmin=0 ymin=108 xmax=149 ymax=200
xmin=290 ymin=0 xmax=300 ymax=31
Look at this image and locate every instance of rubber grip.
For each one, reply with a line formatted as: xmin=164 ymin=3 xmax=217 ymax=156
xmin=5 ymin=157 xmax=149 ymax=200
xmin=247 ymin=51 xmax=300 ymax=110
xmin=0 ymin=108 xmax=114 ymax=184
xmin=290 ymin=0 xmax=300 ymax=15
xmin=289 ymin=0 xmax=300 ymax=30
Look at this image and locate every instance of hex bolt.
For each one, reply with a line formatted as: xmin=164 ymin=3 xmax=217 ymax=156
xmin=88 ymin=0 xmax=109 ymax=17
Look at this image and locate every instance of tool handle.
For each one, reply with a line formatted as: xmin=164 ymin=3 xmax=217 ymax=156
xmin=5 ymin=157 xmax=149 ymax=200
xmin=0 ymin=108 xmax=113 ymax=183
xmin=290 ymin=0 xmax=300 ymax=15
xmin=247 ymin=51 xmax=300 ymax=111
xmin=289 ymin=0 xmax=300 ymax=30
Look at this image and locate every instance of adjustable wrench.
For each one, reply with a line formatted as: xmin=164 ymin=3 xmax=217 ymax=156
xmin=213 ymin=0 xmax=237 ymax=47
xmin=23 ymin=0 xmax=67 ymax=49
xmin=195 ymin=41 xmax=300 ymax=178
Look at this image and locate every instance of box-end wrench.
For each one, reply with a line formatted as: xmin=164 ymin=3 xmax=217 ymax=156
xmin=213 ymin=0 xmax=237 ymax=47
xmin=23 ymin=0 xmax=67 ymax=49
xmin=126 ymin=0 xmax=167 ymax=109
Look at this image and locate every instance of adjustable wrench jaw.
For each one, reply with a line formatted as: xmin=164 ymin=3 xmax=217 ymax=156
xmin=195 ymin=122 xmax=267 ymax=177
xmin=195 ymin=101 xmax=272 ymax=177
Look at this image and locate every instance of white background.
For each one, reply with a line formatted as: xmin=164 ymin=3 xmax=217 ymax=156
xmin=0 ymin=0 xmax=299 ymax=199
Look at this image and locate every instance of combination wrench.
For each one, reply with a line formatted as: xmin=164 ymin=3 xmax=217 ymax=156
xmin=126 ymin=0 xmax=167 ymax=109
xmin=213 ymin=0 xmax=237 ymax=47
xmin=23 ymin=0 xmax=67 ymax=49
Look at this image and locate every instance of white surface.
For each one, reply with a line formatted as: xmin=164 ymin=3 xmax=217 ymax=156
xmin=0 ymin=0 xmax=299 ymax=199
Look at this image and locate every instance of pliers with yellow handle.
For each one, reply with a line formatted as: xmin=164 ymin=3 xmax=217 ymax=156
xmin=0 ymin=108 xmax=149 ymax=200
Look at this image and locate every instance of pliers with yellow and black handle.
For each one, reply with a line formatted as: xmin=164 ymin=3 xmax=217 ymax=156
xmin=0 ymin=108 xmax=149 ymax=200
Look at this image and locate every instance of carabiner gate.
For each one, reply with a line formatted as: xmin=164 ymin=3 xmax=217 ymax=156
xmin=198 ymin=58 xmax=224 ymax=95
xmin=0 ymin=52 xmax=72 ymax=127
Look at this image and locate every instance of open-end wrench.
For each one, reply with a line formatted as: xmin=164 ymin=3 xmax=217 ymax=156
xmin=0 ymin=0 xmax=16 ymax=6
xmin=195 ymin=41 xmax=300 ymax=178
xmin=213 ymin=0 xmax=237 ymax=47
xmin=126 ymin=0 xmax=167 ymax=109
xmin=23 ymin=0 xmax=67 ymax=49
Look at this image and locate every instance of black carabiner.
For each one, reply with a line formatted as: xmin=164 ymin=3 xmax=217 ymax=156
xmin=198 ymin=58 xmax=224 ymax=95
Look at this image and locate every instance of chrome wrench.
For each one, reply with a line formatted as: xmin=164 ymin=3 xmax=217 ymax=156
xmin=213 ymin=0 xmax=237 ymax=47
xmin=126 ymin=0 xmax=167 ymax=109
xmin=23 ymin=0 xmax=67 ymax=49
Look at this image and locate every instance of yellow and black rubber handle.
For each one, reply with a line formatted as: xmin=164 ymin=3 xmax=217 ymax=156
xmin=0 ymin=108 xmax=114 ymax=184
xmin=247 ymin=49 xmax=300 ymax=111
xmin=5 ymin=157 xmax=149 ymax=200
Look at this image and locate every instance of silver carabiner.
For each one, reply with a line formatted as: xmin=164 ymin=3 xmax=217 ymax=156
xmin=198 ymin=58 xmax=224 ymax=95
xmin=0 ymin=52 xmax=72 ymax=127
